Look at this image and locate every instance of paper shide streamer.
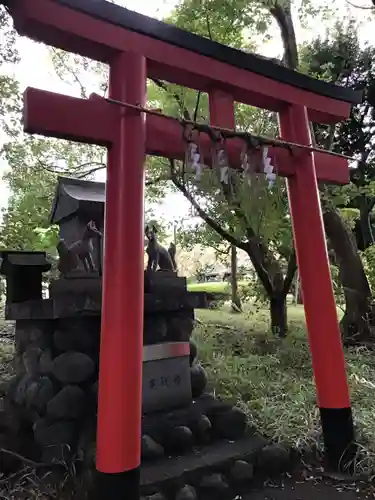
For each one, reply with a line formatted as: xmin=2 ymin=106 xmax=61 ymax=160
xmin=182 ymin=123 xmax=277 ymax=189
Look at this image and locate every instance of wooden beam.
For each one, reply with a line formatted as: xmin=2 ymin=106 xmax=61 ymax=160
xmin=23 ymin=87 xmax=349 ymax=184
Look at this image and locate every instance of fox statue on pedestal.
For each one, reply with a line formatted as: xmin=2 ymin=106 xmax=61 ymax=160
xmin=57 ymin=220 xmax=102 ymax=275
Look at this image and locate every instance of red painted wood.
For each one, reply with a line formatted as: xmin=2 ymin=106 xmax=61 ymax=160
xmin=209 ymin=89 xmax=236 ymax=129
xmin=96 ymin=52 xmax=146 ymax=473
xmin=279 ymin=105 xmax=350 ymax=409
xmin=11 ymin=0 xmax=351 ymax=124
xmin=23 ymin=87 xmax=349 ymax=184
xmin=23 ymin=88 xmax=117 ymax=146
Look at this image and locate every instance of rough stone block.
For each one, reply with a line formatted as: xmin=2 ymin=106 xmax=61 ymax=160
xmin=175 ymin=485 xmax=198 ymax=500
xmin=39 ymin=350 xmax=53 ymax=375
xmin=6 ymin=300 xmax=54 ymax=321
xmin=143 ymin=316 xmax=168 ymax=345
xmin=256 ymin=444 xmax=290 ymax=476
xmin=141 ymin=435 xmax=165 ymax=461
xmin=147 ymin=272 xmax=187 ymax=294
xmin=229 ymin=460 xmax=254 ymax=483
xmin=52 ymin=352 xmax=95 ymax=384
xmin=23 ymin=347 xmax=42 ymax=377
xmin=47 ymin=385 xmax=87 ymax=419
xmin=190 ymin=363 xmax=208 ymax=400
xmin=33 ymin=377 xmax=55 ymax=414
xmin=54 ymin=318 xmax=100 ymax=353
xmin=49 ymin=277 xmax=101 ymax=298
xmin=15 ymin=320 xmax=52 ymax=354
xmin=34 ymin=418 xmax=77 ymax=447
xmin=166 ymin=312 xmax=194 ymax=342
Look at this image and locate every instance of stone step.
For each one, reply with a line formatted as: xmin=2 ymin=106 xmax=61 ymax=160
xmin=140 ymin=432 xmax=267 ymax=494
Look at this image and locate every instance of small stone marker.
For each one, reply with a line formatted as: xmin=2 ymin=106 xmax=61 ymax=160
xmin=142 ymin=342 xmax=192 ymax=413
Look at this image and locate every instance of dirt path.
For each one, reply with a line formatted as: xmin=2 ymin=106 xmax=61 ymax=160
xmin=246 ymin=478 xmax=373 ymax=500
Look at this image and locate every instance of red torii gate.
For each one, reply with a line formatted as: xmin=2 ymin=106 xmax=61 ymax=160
xmin=5 ymin=0 xmax=362 ymax=497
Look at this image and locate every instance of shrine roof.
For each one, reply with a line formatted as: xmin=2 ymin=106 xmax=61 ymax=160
xmin=50 ymin=176 xmax=105 ymax=224
xmin=55 ymin=0 xmax=362 ymax=106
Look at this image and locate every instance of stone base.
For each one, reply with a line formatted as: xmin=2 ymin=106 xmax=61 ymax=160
xmin=140 ymin=431 xmax=267 ymax=496
xmin=5 ymin=293 xmax=207 ymax=320
xmin=49 ymin=272 xmax=188 ymax=299
xmin=5 ymin=317 xmax=211 ymax=466
xmin=49 ymin=276 xmax=101 ymax=297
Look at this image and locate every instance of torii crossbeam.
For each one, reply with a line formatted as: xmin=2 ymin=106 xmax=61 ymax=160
xmin=4 ymin=0 xmax=362 ymax=498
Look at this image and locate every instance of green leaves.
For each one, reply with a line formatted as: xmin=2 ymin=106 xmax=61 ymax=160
xmin=0 ymin=6 xmax=19 ymax=67
xmin=168 ymin=0 xmax=265 ymax=48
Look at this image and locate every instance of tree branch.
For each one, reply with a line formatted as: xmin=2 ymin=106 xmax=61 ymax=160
xmin=51 ymin=48 xmax=88 ymax=99
xmin=169 ymin=160 xmax=247 ymax=250
xmin=345 ymin=0 xmax=374 ymax=9
xmin=145 ymin=174 xmax=170 ymax=186
xmin=269 ymin=1 xmax=298 ymax=70
xmin=37 ymin=159 xmax=106 ymax=177
xmin=77 ymin=165 xmax=106 ymax=178
xmin=169 ymin=160 xmax=275 ymax=294
xmin=151 ymin=78 xmax=191 ymax=120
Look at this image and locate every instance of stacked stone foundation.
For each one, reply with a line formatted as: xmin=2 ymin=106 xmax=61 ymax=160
xmin=3 ymin=272 xmax=253 ymax=469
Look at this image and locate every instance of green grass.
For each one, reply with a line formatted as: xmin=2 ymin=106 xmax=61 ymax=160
xmin=188 ymin=281 xmax=231 ymax=293
xmin=194 ymin=304 xmax=375 ymax=473
xmin=187 ymin=280 xmax=250 ymax=294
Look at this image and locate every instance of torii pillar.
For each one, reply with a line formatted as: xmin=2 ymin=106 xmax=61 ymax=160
xmin=95 ymin=52 xmax=147 ymax=497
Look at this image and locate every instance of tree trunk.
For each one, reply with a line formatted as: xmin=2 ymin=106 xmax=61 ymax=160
xmin=323 ymin=208 xmax=374 ymax=344
xmin=297 ymin=283 xmax=303 ymax=304
xmin=230 ymin=244 xmax=242 ymax=312
xmin=293 ymin=272 xmax=303 ymax=304
xmin=270 ymin=293 xmax=288 ymax=338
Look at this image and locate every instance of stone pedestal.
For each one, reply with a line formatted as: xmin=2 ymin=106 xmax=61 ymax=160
xmin=4 ymin=270 xmax=213 ymax=465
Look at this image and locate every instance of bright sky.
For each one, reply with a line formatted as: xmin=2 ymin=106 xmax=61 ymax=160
xmin=0 ymin=0 xmax=374 ymax=226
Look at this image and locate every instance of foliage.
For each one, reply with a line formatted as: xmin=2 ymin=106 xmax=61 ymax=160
xmin=362 ymin=245 xmax=375 ymax=293
xmin=194 ymin=305 xmax=375 ymax=471
xmin=0 ymin=6 xmax=20 ymax=139
xmin=330 ymin=263 xmax=345 ymax=307
xmin=0 ymin=5 xmax=19 ymax=66
xmin=339 ymin=207 xmax=360 ymax=230
xmin=238 ymin=278 xmax=258 ymax=303
xmin=1 ymin=131 xmax=106 ymax=250
xmin=301 ymin=21 xmax=375 ymax=250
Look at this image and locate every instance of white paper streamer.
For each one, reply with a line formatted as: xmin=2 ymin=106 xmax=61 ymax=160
xmin=262 ymin=146 xmax=276 ymax=188
xmin=216 ymin=148 xmax=230 ymax=185
xmin=240 ymin=145 xmax=253 ymax=187
xmin=187 ymin=142 xmax=202 ymax=180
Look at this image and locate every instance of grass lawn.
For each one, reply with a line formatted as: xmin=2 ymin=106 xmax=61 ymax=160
xmin=187 ymin=281 xmax=231 ymax=293
xmin=187 ymin=280 xmax=257 ymax=294
xmin=194 ymin=304 xmax=375 ymax=473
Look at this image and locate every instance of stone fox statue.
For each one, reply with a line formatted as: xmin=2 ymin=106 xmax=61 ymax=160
xmin=145 ymin=224 xmax=176 ymax=272
xmin=57 ymin=220 xmax=102 ymax=275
